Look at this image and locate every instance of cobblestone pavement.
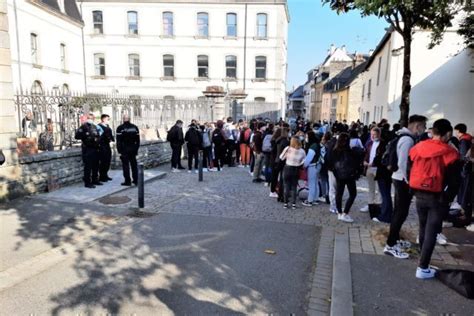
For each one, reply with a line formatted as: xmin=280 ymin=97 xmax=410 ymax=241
xmin=94 ymin=164 xmax=469 ymax=268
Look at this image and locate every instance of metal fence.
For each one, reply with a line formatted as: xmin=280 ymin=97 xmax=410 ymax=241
xmin=241 ymin=102 xmax=281 ymax=122
xmin=15 ymin=91 xmax=214 ymax=149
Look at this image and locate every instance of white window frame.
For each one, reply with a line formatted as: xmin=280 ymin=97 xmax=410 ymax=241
xmin=256 ymin=13 xmax=268 ymax=38
xmin=30 ymin=33 xmax=38 ymax=65
xmin=92 ymin=10 xmax=103 ymax=34
xmin=226 ymin=13 xmax=237 ymax=37
xmin=94 ymin=53 xmax=106 ymax=76
xmin=60 ymin=43 xmax=66 ymax=70
xmin=128 ymin=53 xmax=140 ymax=77
xmin=163 ymin=12 xmax=174 ymax=36
xmin=376 ymin=56 xmax=382 ymax=86
xmin=255 ymin=56 xmax=267 ymax=79
xmin=163 ymin=54 xmax=174 ymax=77
xmin=197 ymin=12 xmax=209 ymax=37
xmin=197 ymin=55 xmax=209 ymax=78
xmin=127 ymin=11 xmax=138 ymax=35
xmin=225 ymin=55 xmax=237 ymax=79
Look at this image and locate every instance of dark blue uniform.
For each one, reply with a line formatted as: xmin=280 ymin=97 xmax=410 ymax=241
xmin=75 ymin=122 xmax=100 ymax=187
xmin=98 ymin=122 xmax=115 ymax=181
xmin=116 ymin=122 xmax=140 ymax=185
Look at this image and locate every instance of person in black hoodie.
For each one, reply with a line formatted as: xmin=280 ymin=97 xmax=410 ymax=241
xmin=372 ymin=136 xmax=393 ymax=223
xmin=185 ymin=121 xmax=202 ymax=173
xmin=97 ymin=114 xmax=115 ymax=182
xmin=270 ymin=126 xmax=290 ymax=200
xmin=116 ymin=114 xmax=140 ymax=186
xmin=167 ymin=120 xmax=185 ymax=172
xmin=328 ymin=132 xmax=361 ymax=223
xmin=75 ymin=113 xmax=101 ymax=188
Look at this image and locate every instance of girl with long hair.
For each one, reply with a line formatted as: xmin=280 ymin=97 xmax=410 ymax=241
xmin=280 ymin=136 xmax=306 ymax=209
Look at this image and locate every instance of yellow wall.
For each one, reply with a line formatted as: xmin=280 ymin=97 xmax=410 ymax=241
xmin=336 ymin=88 xmax=349 ymax=121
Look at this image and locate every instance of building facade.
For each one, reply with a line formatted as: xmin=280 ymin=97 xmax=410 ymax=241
xmin=6 ymin=0 xmax=85 ymax=94
xmin=359 ymin=22 xmax=473 ymax=127
xmin=81 ymin=0 xmax=289 ymax=115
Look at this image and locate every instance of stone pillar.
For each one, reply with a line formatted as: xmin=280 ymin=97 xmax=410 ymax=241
xmin=213 ymin=97 xmax=226 ymax=122
xmin=0 ymin=0 xmax=20 ymax=200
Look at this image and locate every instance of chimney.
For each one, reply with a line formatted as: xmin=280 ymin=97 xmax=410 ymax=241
xmin=330 ymin=44 xmax=336 ymax=55
xmin=341 ymin=45 xmax=346 ymax=53
xmin=369 ymin=49 xmax=374 ymax=56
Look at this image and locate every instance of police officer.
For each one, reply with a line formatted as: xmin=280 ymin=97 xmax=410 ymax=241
xmin=97 ymin=114 xmax=115 ymax=182
xmin=75 ymin=113 xmax=101 ymax=188
xmin=116 ymin=114 xmax=140 ymax=186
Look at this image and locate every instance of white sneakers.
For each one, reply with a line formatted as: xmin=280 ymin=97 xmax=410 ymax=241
xmin=467 ymin=224 xmax=474 ymax=232
xmin=329 ymin=208 xmax=338 ymax=214
xmin=338 ymin=213 xmax=354 ymax=223
xmin=416 ymin=267 xmax=436 ymax=279
xmin=416 ymin=233 xmax=448 ymax=245
xmin=359 ymin=205 xmax=369 ymax=212
xmin=384 ymin=245 xmax=409 ymax=259
xmin=171 ymin=168 xmax=181 ymax=173
xmin=269 ymin=192 xmax=278 ymax=198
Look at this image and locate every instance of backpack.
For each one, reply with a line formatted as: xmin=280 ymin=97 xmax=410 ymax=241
xmin=409 ymin=153 xmax=446 ymax=193
xmin=334 ymin=151 xmax=358 ymax=180
xmin=309 ymin=143 xmax=321 ymax=164
xmin=381 ymin=134 xmax=414 ymax=172
xmin=243 ymin=128 xmax=251 ymax=143
xmin=262 ymin=134 xmax=273 ymax=152
xmin=212 ymin=128 xmax=224 ymax=146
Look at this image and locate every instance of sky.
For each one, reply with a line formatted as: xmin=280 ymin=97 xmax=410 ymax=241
xmin=286 ymin=0 xmax=389 ymax=90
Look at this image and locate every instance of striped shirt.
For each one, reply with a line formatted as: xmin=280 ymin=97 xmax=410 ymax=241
xmin=280 ymin=146 xmax=306 ymax=167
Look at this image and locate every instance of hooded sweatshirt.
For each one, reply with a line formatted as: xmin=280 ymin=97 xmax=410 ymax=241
xmin=459 ymin=133 xmax=473 ymax=157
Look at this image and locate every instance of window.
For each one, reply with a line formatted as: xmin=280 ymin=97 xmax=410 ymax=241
xmin=255 ymin=56 xmax=266 ymax=79
xmin=256 ymin=13 xmax=267 ymax=38
xmin=163 ymin=54 xmax=174 ymax=77
xmin=367 ymin=79 xmax=372 ymax=100
xmin=61 ymin=84 xmax=70 ymax=95
xmin=197 ymin=55 xmax=208 ymax=78
xmin=93 ymin=10 xmax=103 ymax=34
xmin=163 ymin=12 xmax=173 ymax=36
xmin=31 ymin=80 xmax=43 ymax=95
xmin=225 ymin=55 xmax=237 ymax=78
xmin=60 ymin=43 xmax=66 ymax=70
xmin=226 ymin=13 xmax=237 ymax=37
xmin=197 ymin=12 xmax=209 ymax=37
xmin=128 ymin=11 xmax=138 ymax=35
xmin=94 ymin=53 xmax=106 ymax=76
xmin=30 ymin=33 xmax=38 ymax=64
xmin=385 ymin=43 xmax=390 ymax=81
xmin=128 ymin=54 xmax=140 ymax=77
xmin=361 ymin=84 xmax=365 ymax=101
xmin=376 ymin=56 xmax=382 ymax=86
xmin=254 ymin=97 xmax=265 ymax=102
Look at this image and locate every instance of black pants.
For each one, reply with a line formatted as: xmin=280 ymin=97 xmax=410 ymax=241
xmin=187 ymin=144 xmax=199 ymax=170
xmin=202 ymin=146 xmax=212 ymax=168
xmin=335 ymin=178 xmax=357 ymax=214
xmin=387 ymin=179 xmax=413 ymax=247
xmin=271 ymin=160 xmax=284 ymax=194
xmin=225 ymin=140 xmax=235 ymax=166
xmin=170 ymin=144 xmax=182 ymax=169
xmin=283 ymin=165 xmax=299 ymax=204
xmin=82 ymin=147 xmax=99 ymax=185
xmin=214 ymin=144 xmax=225 ymax=170
xmin=416 ymin=192 xmax=447 ymax=269
xmin=121 ymin=153 xmax=138 ymax=184
xmin=99 ymin=146 xmax=112 ymax=181
xmin=235 ymin=142 xmax=240 ymax=165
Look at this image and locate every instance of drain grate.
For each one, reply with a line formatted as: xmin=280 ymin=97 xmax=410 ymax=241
xmin=98 ymin=196 xmax=132 ymax=205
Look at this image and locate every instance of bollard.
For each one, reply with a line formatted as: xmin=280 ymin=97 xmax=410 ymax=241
xmin=198 ymin=151 xmax=203 ymax=182
xmin=138 ymin=163 xmax=145 ymax=208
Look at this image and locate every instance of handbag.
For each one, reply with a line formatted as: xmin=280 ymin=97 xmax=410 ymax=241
xmin=298 ymin=168 xmax=307 ymax=181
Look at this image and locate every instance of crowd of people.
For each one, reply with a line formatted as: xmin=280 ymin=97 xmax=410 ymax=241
xmin=168 ymin=115 xmax=473 ymax=279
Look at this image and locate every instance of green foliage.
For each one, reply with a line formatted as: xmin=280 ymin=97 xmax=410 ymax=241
xmin=458 ymin=5 xmax=473 ymax=49
xmin=322 ymin=0 xmax=459 ymax=47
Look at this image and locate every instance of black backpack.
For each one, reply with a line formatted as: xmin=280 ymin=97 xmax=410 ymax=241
xmin=381 ymin=134 xmax=414 ymax=172
xmin=212 ymin=128 xmax=224 ymax=146
xmin=310 ymin=143 xmax=321 ymax=164
xmin=334 ymin=151 xmax=358 ymax=180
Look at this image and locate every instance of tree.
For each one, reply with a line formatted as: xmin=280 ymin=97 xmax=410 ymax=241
xmin=322 ymin=0 xmax=460 ymax=126
xmin=458 ymin=3 xmax=473 ymax=49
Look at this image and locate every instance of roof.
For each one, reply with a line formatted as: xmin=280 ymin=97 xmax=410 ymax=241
xmin=38 ymin=0 xmax=83 ymax=23
xmin=341 ymin=61 xmax=368 ymax=89
xmin=289 ymin=85 xmax=304 ymax=99
xmin=365 ymin=26 xmax=394 ymax=70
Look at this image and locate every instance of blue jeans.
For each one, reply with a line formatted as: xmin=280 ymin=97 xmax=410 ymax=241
xmin=319 ymin=169 xmax=329 ymax=198
xmin=307 ymin=164 xmax=322 ymax=203
xmin=377 ymin=179 xmax=393 ymax=223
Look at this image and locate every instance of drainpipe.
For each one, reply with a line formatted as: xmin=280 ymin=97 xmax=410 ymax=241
xmin=79 ymin=0 xmax=87 ymax=93
xmin=12 ymin=0 xmax=22 ymax=93
xmin=243 ymin=3 xmax=247 ymax=91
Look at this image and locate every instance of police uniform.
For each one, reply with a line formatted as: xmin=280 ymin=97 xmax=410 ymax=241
xmin=75 ymin=122 xmax=100 ymax=187
xmin=98 ymin=122 xmax=115 ymax=182
xmin=116 ymin=121 xmax=140 ymax=185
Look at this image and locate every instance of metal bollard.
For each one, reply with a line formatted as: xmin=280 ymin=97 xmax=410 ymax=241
xmin=138 ymin=163 xmax=145 ymax=208
xmin=198 ymin=151 xmax=203 ymax=182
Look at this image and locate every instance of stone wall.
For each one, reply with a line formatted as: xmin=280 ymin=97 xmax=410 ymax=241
xmin=0 ymin=140 xmax=171 ymax=201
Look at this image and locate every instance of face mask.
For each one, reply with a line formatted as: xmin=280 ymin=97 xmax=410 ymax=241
xmin=299 ymin=136 xmax=304 ymax=142
xmin=427 ymin=132 xmax=432 ymax=138
xmin=87 ymin=119 xmax=93 ymax=124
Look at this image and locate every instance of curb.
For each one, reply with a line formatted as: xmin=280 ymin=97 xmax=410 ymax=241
xmin=330 ymin=228 xmax=354 ymax=316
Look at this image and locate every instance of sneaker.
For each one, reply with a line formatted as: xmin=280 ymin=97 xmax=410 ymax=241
xmin=442 ymin=222 xmax=453 ymax=228
xmin=292 ymin=204 xmax=297 ymax=210
xmin=238 ymin=164 xmax=245 ymax=168
xmin=372 ymin=217 xmax=381 ymax=223
xmin=416 ymin=267 xmax=436 ymax=279
xmin=194 ymin=170 xmax=199 ymax=174
xmin=302 ymin=200 xmax=313 ymax=207
xmin=249 ymin=171 xmax=253 ymax=176
xmin=450 ymin=201 xmax=462 ymax=210
xmin=269 ymin=192 xmax=278 ymax=198
xmin=359 ymin=205 xmax=369 ymax=212
xmin=283 ymin=203 xmax=288 ymax=209
xmin=202 ymin=169 xmax=208 ymax=173
xmin=264 ymin=182 xmax=269 ymax=187
xmin=171 ymin=168 xmax=181 ymax=173
xmin=437 ymin=233 xmax=448 ymax=245
xmin=467 ymin=224 xmax=474 ymax=232
xmin=317 ymin=197 xmax=326 ymax=203
xmin=187 ymin=170 xmax=192 ymax=173
xmin=339 ymin=214 xmax=354 ymax=223
xmin=384 ymin=245 xmax=409 ymax=259
xmin=329 ymin=208 xmax=338 ymax=214
xmin=397 ymin=240 xmax=412 ymax=249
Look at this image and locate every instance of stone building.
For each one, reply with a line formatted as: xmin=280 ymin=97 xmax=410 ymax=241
xmin=81 ymin=0 xmax=289 ymax=116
